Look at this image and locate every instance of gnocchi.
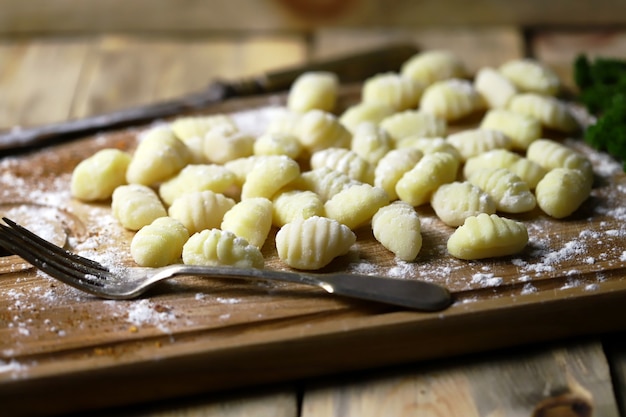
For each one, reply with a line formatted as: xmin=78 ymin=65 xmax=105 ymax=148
xmin=431 ymin=181 xmax=496 ymax=227
xmin=170 ymin=114 xmax=237 ymax=142
xmin=130 ymin=217 xmax=189 ymax=267
xmin=361 ymin=72 xmax=424 ymax=111
xmin=350 ymin=122 xmax=394 ymax=165
xmin=397 ymin=136 xmax=462 ymax=161
xmin=419 ymin=78 xmax=484 ymax=121
xmin=203 ymin=125 xmax=255 ymax=164
xmin=508 ymin=93 xmax=579 ymax=133
xmin=324 ymin=183 xmax=389 ymax=230
xmin=463 ymin=149 xmax=547 ymax=189
xmin=272 ymin=190 xmax=325 ymax=227
xmin=71 ymin=148 xmax=131 ymax=201
xmin=310 ymin=147 xmax=375 ymax=184
xmin=295 ymin=167 xmax=359 ymax=202
xmin=241 ymin=155 xmax=301 ymax=200
xmin=396 ymin=152 xmax=459 ymax=206
xmin=371 ymin=201 xmax=422 ymax=261
xmin=473 ymin=66 xmax=518 ymax=109
xmin=158 ymin=164 xmax=237 ymax=206
xmin=253 ymin=132 xmax=303 ymax=160
xmin=168 ymin=190 xmax=235 ymax=234
xmin=220 ymin=197 xmax=273 ymax=248
xmin=297 ymin=109 xmax=352 ymax=153
xmin=467 ymin=168 xmax=536 ymax=213
xmin=275 ymin=216 xmax=356 ymax=270
xmin=535 ymin=168 xmax=592 ymax=219
xmin=374 ymin=148 xmax=423 ymax=200
xmin=400 ymin=50 xmax=467 ymax=85
xmin=379 ymin=110 xmax=447 ymax=143
xmin=182 ymin=229 xmax=264 ymax=269
xmin=447 ymin=213 xmax=528 ymax=260
xmin=112 ymin=184 xmax=167 ymax=231
xmin=480 ymin=109 xmax=542 ymax=150
xmin=446 ymin=128 xmax=512 ymax=161
xmin=287 ymin=71 xmax=338 ymax=113
xmin=339 ymin=102 xmax=396 ymax=133
xmin=526 ymin=139 xmax=594 ymax=182
xmin=499 ymin=58 xmax=561 ymax=96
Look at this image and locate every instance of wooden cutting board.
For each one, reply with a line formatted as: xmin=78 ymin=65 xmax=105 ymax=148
xmin=1 ymin=87 xmax=626 ymax=416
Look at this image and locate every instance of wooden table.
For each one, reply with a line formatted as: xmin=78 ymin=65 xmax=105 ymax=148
xmin=1 ymin=2 xmax=626 ymax=416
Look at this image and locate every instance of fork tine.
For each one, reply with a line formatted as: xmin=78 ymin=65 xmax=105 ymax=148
xmin=0 ymin=218 xmax=110 ymax=284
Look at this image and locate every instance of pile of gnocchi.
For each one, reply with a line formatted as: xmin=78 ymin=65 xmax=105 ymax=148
xmin=70 ymin=49 xmax=594 ymax=271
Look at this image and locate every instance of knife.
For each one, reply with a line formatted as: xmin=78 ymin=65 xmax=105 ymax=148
xmin=0 ymin=43 xmax=418 ymax=155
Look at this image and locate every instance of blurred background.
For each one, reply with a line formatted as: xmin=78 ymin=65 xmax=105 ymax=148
xmin=1 ymin=0 xmax=625 ymax=129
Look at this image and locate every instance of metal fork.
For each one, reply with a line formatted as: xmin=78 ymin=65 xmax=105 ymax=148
xmin=0 ymin=217 xmax=452 ymax=311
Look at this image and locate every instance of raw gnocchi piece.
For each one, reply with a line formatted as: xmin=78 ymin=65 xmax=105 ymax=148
xmin=112 ymin=184 xmax=167 ymax=231
xmin=220 ymin=197 xmax=273 ymax=248
xmin=241 ymin=155 xmax=301 ymax=200
xmin=339 ymin=102 xmax=396 ymax=133
xmin=379 ymin=110 xmax=447 ymax=143
xmin=371 ymin=201 xmax=422 ymax=261
xmin=350 ymin=122 xmax=393 ymax=165
xmin=419 ymin=78 xmax=485 ymax=121
xmin=182 ymin=229 xmax=264 ymax=269
xmin=374 ymin=148 xmax=423 ymax=200
xmin=170 ymin=114 xmax=237 ymax=142
xmin=272 ymin=190 xmax=325 ymax=227
xmin=253 ymin=132 xmax=303 ymax=160
xmin=223 ymin=156 xmax=264 ymax=187
xmin=203 ymin=125 xmax=255 ymax=164
xmin=297 ymin=109 xmax=352 ymax=153
xmin=361 ymin=72 xmax=425 ymax=111
xmin=130 ymin=217 xmax=189 ymax=267
xmin=71 ymin=148 xmax=131 ymax=201
xmin=310 ymin=147 xmax=375 ymax=184
xmin=467 ymin=168 xmax=536 ymax=213
xmin=526 ymin=139 xmax=594 ymax=182
xmin=463 ymin=149 xmax=547 ymax=190
xmin=508 ymin=93 xmax=579 ymax=133
xmin=397 ymin=136 xmax=462 ymax=161
xmin=295 ymin=167 xmax=359 ymax=201
xmin=447 ymin=213 xmax=528 ymax=260
xmin=126 ymin=126 xmax=191 ymax=186
xmin=473 ymin=67 xmax=518 ymax=109
xmin=158 ymin=164 xmax=237 ymax=206
xmin=499 ymin=58 xmax=561 ymax=96
xmin=431 ymin=181 xmax=496 ymax=227
xmin=480 ymin=109 xmax=542 ymax=150
xmin=395 ymin=152 xmax=459 ymax=206
xmin=535 ymin=168 xmax=592 ymax=219
xmin=324 ymin=183 xmax=389 ymax=230
xmin=265 ymin=110 xmax=302 ymax=136
xmin=287 ymin=71 xmax=339 ymax=113
xmin=168 ymin=190 xmax=235 ymax=234
xmin=446 ymin=128 xmax=512 ymax=161
xmin=275 ymin=216 xmax=356 ymax=270
xmin=400 ymin=50 xmax=468 ymax=85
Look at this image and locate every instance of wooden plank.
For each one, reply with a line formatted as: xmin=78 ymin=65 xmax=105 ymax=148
xmin=311 ymin=27 xmax=524 ymax=75
xmin=2 ymin=0 xmax=626 ymax=34
xmin=603 ymin=336 xmax=626 ymax=417
xmin=70 ymin=35 xmax=307 ymax=119
xmin=300 ymin=342 xmax=621 ymax=417
xmin=0 ymin=37 xmax=91 ymax=129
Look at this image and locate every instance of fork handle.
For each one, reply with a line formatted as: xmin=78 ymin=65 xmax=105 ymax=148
xmin=318 ymin=273 xmax=452 ymax=312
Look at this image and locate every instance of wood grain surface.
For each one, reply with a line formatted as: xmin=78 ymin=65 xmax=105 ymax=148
xmin=1 ymin=85 xmax=626 ymax=416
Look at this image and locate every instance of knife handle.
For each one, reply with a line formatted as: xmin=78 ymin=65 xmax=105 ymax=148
xmin=0 ymin=43 xmax=418 ymax=154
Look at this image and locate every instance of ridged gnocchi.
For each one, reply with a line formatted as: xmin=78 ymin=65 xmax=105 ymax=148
xmin=310 ymin=148 xmax=375 ymax=184
xmin=396 ymin=152 xmax=459 ymax=206
xmin=446 ymin=129 xmax=512 ymax=161
xmin=182 ymin=229 xmax=264 ymax=268
xmin=287 ymin=71 xmax=338 ymax=113
xmin=508 ymin=93 xmax=579 ymax=133
xmin=168 ymin=190 xmax=235 ymax=234
xmin=526 ymin=139 xmax=594 ymax=182
xmin=499 ymin=58 xmax=561 ymax=96
xmin=473 ymin=66 xmax=518 ymax=109
xmin=535 ymin=168 xmax=592 ymax=219
xmin=350 ymin=122 xmax=393 ymax=165
xmin=419 ymin=78 xmax=484 ymax=121
xmin=374 ymin=148 xmax=423 ymax=200
xmin=371 ymin=201 xmax=422 ymax=261
xmin=272 ymin=190 xmax=325 ymax=227
xmin=220 ymin=197 xmax=273 ymax=248
xmin=126 ymin=126 xmax=191 ymax=186
xmin=71 ymin=148 xmax=131 ymax=201
xmin=203 ymin=125 xmax=255 ymax=164
xmin=275 ymin=216 xmax=356 ymax=270
xmin=241 ymin=155 xmax=301 ymax=200
xmin=380 ymin=110 xmax=447 ymax=143
xmin=170 ymin=114 xmax=237 ymax=142
xmin=324 ymin=183 xmax=389 ymax=230
xmin=463 ymin=149 xmax=547 ymax=189
xmin=467 ymin=168 xmax=536 ymax=213
xmin=397 ymin=136 xmax=462 ymax=161
xmin=400 ymin=50 xmax=468 ymax=85
xmin=253 ymin=132 xmax=303 ymax=160
xmin=130 ymin=217 xmax=189 ymax=267
xmin=295 ymin=167 xmax=359 ymax=202
xmin=297 ymin=109 xmax=352 ymax=153
xmin=431 ymin=181 xmax=496 ymax=227
xmin=447 ymin=213 xmax=528 ymax=260
xmin=158 ymin=164 xmax=237 ymax=206
xmin=480 ymin=109 xmax=542 ymax=150
xmin=112 ymin=184 xmax=167 ymax=231
xmin=339 ymin=102 xmax=395 ymax=133
xmin=361 ymin=72 xmax=424 ymax=111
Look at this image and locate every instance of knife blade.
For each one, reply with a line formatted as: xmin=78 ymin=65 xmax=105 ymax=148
xmin=0 ymin=43 xmax=418 ymax=155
